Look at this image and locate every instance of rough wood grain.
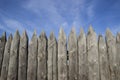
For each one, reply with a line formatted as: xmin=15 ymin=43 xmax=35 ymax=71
xmin=116 ymin=32 xmax=120 ymax=80
xmin=7 ymin=30 xmax=20 ymax=80
xmin=68 ymin=28 xmax=78 ymax=80
xmin=78 ymin=28 xmax=88 ymax=80
xmin=0 ymin=32 xmax=6 ymax=76
xmin=105 ymin=29 xmax=117 ymax=80
xmin=58 ymin=28 xmax=67 ymax=80
xmin=0 ymin=34 xmax=12 ymax=80
xmin=98 ymin=35 xmax=110 ymax=80
xmin=86 ymin=26 xmax=99 ymax=80
xmin=48 ymin=32 xmax=57 ymax=80
xmin=18 ymin=31 xmax=28 ymax=80
xmin=27 ymin=31 xmax=38 ymax=80
xmin=37 ymin=31 xmax=47 ymax=80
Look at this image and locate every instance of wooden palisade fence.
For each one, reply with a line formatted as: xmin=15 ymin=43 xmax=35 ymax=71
xmin=0 ymin=26 xmax=120 ymax=80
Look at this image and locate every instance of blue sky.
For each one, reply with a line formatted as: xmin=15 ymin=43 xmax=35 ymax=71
xmin=0 ymin=0 xmax=120 ymax=39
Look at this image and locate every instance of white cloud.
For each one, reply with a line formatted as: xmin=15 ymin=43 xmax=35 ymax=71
xmin=23 ymin=0 xmax=66 ymax=26
xmin=21 ymin=0 xmax=96 ymax=35
xmin=0 ymin=12 xmax=34 ymax=38
xmin=3 ymin=18 xmax=33 ymax=38
xmin=87 ymin=4 xmax=94 ymax=18
xmin=5 ymin=19 xmax=25 ymax=31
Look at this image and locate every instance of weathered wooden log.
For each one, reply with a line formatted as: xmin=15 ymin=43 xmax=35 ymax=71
xmin=27 ymin=31 xmax=38 ymax=80
xmin=0 ymin=34 xmax=12 ymax=80
xmin=7 ymin=30 xmax=20 ymax=80
xmin=105 ymin=29 xmax=117 ymax=80
xmin=58 ymin=28 xmax=67 ymax=80
xmin=0 ymin=32 xmax=6 ymax=76
xmin=86 ymin=26 xmax=99 ymax=80
xmin=98 ymin=35 xmax=110 ymax=80
xmin=48 ymin=32 xmax=57 ymax=80
xmin=116 ymin=32 xmax=120 ymax=80
xmin=37 ymin=31 xmax=47 ymax=80
xmin=78 ymin=28 xmax=88 ymax=80
xmin=68 ymin=27 xmax=78 ymax=80
xmin=18 ymin=31 xmax=28 ymax=80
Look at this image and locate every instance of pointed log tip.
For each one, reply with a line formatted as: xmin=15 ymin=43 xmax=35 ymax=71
xmin=106 ymin=28 xmax=112 ymax=36
xmin=2 ymin=32 xmax=6 ymax=37
xmin=1 ymin=32 xmax=6 ymax=41
xmin=71 ymin=27 xmax=75 ymax=32
xmin=15 ymin=30 xmax=20 ymax=37
xmin=88 ymin=25 xmax=94 ymax=33
xmin=49 ymin=31 xmax=56 ymax=41
xmin=22 ymin=30 xmax=28 ymax=39
xmin=41 ymin=30 xmax=46 ymax=36
xmin=31 ymin=30 xmax=37 ymax=40
xmin=59 ymin=27 xmax=65 ymax=36
xmin=32 ymin=29 xmax=37 ymax=38
xmin=70 ymin=27 xmax=76 ymax=35
xmin=9 ymin=33 xmax=13 ymax=40
xmin=33 ymin=29 xmax=37 ymax=35
xmin=23 ymin=30 xmax=27 ymax=36
xmin=50 ymin=31 xmax=54 ymax=38
xmin=80 ymin=27 xmax=84 ymax=34
xmin=59 ymin=27 xmax=66 ymax=40
xmin=59 ymin=27 xmax=64 ymax=34
xmin=78 ymin=28 xmax=85 ymax=39
xmin=39 ymin=30 xmax=47 ymax=38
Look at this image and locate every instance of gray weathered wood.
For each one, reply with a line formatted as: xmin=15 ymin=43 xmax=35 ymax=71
xmin=105 ymin=29 xmax=117 ymax=80
xmin=68 ymin=27 xmax=78 ymax=80
xmin=116 ymin=32 xmax=120 ymax=80
xmin=78 ymin=28 xmax=88 ymax=80
xmin=0 ymin=34 xmax=12 ymax=80
xmin=98 ymin=35 xmax=110 ymax=80
xmin=37 ymin=31 xmax=47 ymax=80
xmin=86 ymin=26 xmax=99 ymax=80
xmin=48 ymin=32 xmax=57 ymax=80
xmin=7 ymin=30 xmax=20 ymax=80
xmin=27 ymin=31 xmax=38 ymax=80
xmin=0 ymin=32 xmax=6 ymax=76
xmin=58 ymin=28 xmax=67 ymax=80
xmin=18 ymin=31 xmax=28 ymax=80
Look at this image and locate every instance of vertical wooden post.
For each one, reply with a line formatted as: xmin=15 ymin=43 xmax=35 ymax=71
xmin=18 ymin=31 xmax=28 ymax=80
xmin=106 ymin=29 xmax=117 ymax=80
xmin=116 ymin=32 xmax=120 ymax=80
xmin=98 ymin=35 xmax=110 ymax=80
xmin=48 ymin=32 xmax=57 ymax=80
xmin=7 ymin=30 xmax=20 ymax=80
xmin=0 ymin=32 xmax=6 ymax=76
xmin=27 ymin=31 xmax=38 ymax=80
xmin=78 ymin=28 xmax=88 ymax=80
xmin=58 ymin=28 xmax=67 ymax=80
xmin=1 ymin=34 xmax=12 ymax=80
xmin=86 ymin=26 xmax=99 ymax=80
xmin=68 ymin=27 xmax=78 ymax=80
xmin=37 ymin=31 xmax=47 ymax=80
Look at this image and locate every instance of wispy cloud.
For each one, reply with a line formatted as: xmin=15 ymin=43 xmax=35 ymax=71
xmin=23 ymin=0 xmax=66 ymax=26
xmin=0 ymin=0 xmax=120 ymax=37
xmin=6 ymin=19 xmax=32 ymax=36
xmin=0 ymin=16 xmax=33 ymax=38
xmin=0 ymin=24 xmax=12 ymax=34
xmin=87 ymin=4 xmax=94 ymax=18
